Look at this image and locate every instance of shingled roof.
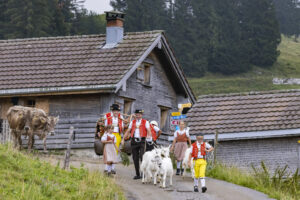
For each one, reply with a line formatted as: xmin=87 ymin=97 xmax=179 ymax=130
xmin=187 ymin=90 xmax=300 ymax=136
xmin=0 ymin=31 xmax=161 ymax=90
xmin=0 ymin=30 xmax=195 ymax=103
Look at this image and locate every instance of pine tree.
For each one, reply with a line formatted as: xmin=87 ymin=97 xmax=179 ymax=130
xmin=4 ymin=0 xmax=52 ymax=38
xmin=273 ymin=0 xmax=300 ymax=38
xmin=239 ymin=0 xmax=281 ymax=67
xmin=208 ymin=0 xmax=250 ymax=74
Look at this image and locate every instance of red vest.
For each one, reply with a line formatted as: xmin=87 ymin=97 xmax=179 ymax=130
xmin=131 ymin=119 xmax=147 ymax=138
xmin=176 ymin=132 xmax=188 ymax=142
xmin=106 ymin=135 xmax=114 ymax=142
xmin=191 ymin=142 xmax=206 ymax=159
xmin=106 ymin=112 xmax=123 ymax=133
xmin=150 ymin=124 xmax=157 ymax=141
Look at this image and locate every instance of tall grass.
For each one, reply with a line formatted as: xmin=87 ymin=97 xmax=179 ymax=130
xmin=207 ymin=161 xmax=300 ymax=200
xmin=0 ymin=144 xmax=125 ymax=200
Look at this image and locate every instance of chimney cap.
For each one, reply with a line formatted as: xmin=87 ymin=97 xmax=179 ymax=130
xmin=105 ymin=11 xmax=125 ymax=21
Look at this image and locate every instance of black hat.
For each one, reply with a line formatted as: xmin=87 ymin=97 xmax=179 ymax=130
xmin=135 ymin=109 xmax=144 ymax=114
xmin=110 ymin=104 xmax=120 ymax=111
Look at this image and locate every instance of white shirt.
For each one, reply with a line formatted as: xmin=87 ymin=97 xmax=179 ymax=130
xmin=196 ymin=141 xmax=212 ymax=158
xmin=101 ymin=132 xmax=117 ymax=144
xmin=174 ymin=128 xmax=190 ymax=138
xmin=104 ymin=112 xmax=124 ymax=133
xmin=129 ymin=119 xmax=150 ymax=138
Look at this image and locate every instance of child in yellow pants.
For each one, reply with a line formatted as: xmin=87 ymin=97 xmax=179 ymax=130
xmin=194 ymin=158 xmax=207 ymax=192
xmin=189 ymin=135 xmax=214 ymax=193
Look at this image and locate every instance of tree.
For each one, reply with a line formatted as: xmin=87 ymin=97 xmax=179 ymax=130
xmin=239 ymin=0 xmax=281 ymax=67
xmin=208 ymin=0 xmax=250 ymax=74
xmin=4 ymin=0 xmax=52 ymax=38
xmin=273 ymin=0 xmax=300 ymax=38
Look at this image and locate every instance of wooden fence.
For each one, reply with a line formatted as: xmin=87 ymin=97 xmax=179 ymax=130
xmin=0 ymin=119 xmax=11 ymax=144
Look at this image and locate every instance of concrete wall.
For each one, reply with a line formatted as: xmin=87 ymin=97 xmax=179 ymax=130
xmin=216 ymin=136 xmax=300 ymax=174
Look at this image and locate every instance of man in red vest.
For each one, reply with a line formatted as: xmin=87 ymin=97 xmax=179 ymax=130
xmin=189 ymin=135 xmax=214 ymax=193
xmin=146 ymin=120 xmax=162 ymax=151
xmin=122 ymin=109 xmax=152 ymax=179
xmin=104 ymin=104 xmax=124 ymax=174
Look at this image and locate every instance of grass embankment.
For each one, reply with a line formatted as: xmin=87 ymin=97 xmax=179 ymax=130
xmin=0 ymin=144 xmax=125 ymax=200
xmin=188 ymin=36 xmax=300 ymax=96
xmin=207 ymin=162 xmax=300 ymax=200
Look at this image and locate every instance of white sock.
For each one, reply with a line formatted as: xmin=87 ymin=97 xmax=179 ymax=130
xmin=200 ymin=178 xmax=206 ymax=187
xmin=111 ymin=164 xmax=115 ymax=170
xmin=194 ymin=178 xmax=199 ymax=186
xmin=105 ymin=164 xmax=109 ymax=171
xmin=107 ymin=165 xmax=112 ymax=172
xmin=177 ymin=161 xmax=181 ymax=169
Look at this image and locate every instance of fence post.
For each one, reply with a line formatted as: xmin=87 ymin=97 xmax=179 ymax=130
xmin=213 ymin=130 xmax=219 ymax=166
xmin=63 ymin=126 xmax=74 ymax=170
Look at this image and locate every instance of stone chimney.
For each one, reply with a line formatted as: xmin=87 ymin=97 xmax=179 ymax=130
xmin=103 ymin=11 xmax=125 ymax=49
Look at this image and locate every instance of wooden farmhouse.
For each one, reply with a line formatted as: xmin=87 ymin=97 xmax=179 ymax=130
xmin=0 ymin=11 xmax=195 ymax=151
xmin=187 ymin=90 xmax=300 ymax=173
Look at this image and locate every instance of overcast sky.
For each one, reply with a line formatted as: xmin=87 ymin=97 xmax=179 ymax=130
xmin=84 ymin=0 xmax=113 ymax=14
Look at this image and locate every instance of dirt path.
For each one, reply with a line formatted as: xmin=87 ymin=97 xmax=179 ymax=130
xmin=40 ymin=156 xmax=274 ymax=200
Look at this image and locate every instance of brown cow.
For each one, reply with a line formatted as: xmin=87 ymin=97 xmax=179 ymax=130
xmin=7 ymin=106 xmax=59 ymax=152
xmin=6 ymin=106 xmax=31 ymax=150
xmin=29 ymin=110 xmax=59 ymax=152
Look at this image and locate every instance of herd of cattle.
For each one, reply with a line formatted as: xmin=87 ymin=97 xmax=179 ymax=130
xmin=6 ymin=105 xmax=59 ymax=152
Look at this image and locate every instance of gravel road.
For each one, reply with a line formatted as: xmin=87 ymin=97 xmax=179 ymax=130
xmin=41 ymin=155 xmax=274 ymax=200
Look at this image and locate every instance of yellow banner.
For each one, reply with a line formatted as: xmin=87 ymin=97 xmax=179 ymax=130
xmin=171 ymin=112 xmax=181 ymax=116
xmin=180 ymin=103 xmax=192 ymax=108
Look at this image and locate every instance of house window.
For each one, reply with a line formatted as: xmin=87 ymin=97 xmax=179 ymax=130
xmin=26 ymin=100 xmax=35 ymax=107
xmin=136 ymin=63 xmax=152 ymax=85
xmin=144 ymin=64 xmax=151 ymax=85
xmin=160 ymin=107 xmax=169 ymax=131
xmin=124 ymin=99 xmax=133 ymax=115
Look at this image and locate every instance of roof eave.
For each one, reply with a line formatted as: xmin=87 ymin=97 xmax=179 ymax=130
xmin=0 ymin=84 xmax=116 ymax=97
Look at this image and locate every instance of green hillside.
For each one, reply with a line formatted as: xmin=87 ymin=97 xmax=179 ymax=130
xmin=0 ymin=145 xmax=125 ymax=200
xmin=188 ymin=36 xmax=300 ymax=96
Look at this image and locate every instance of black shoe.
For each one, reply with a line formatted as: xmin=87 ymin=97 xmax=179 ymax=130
xmin=176 ymin=169 xmax=180 ymax=175
xmin=133 ymin=175 xmax=141 ymax=180
xmin=111 ymin=170 xmax=116 ymax=174
xmin=194 ymin=186 xmax=199 ymax=192
xmin=181 ymin=169 xmax=184 ymax=175
xmin=202 ymin=187 xmax=207 ymax=193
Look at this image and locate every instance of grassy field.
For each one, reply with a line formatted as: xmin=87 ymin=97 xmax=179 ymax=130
xmin=207 ymin=162 xmax=300 ymax=200
xmin=0 ymin=144 xmax=125 ymax=200
xmin=188 ymin=36 xmax=300 ymax=96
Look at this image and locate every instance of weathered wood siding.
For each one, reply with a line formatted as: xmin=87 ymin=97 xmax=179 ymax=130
xmin=21 ymin=94 xmax=116 ymax=149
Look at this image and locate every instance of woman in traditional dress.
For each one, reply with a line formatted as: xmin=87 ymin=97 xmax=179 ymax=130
xmin=170 ymin=120 xmax=192 ymax=175
xmin=101 ymin=125 xmax=120 ymax=175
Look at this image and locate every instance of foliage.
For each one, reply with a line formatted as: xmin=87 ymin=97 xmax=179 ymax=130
xmin=120 ymin=152 xmax=130 ymax=166
xmin=0 ymin=144 xmax=125 ymax=200
xmin=189 ymin=35 xmax=300 ymax=96
xmin=207 ymin=162 xmax=300 ymax=200
xmin=111 ymin=0 xmax=281 ymax=76
xmin=273 ymin=0 xmax=300 ymax=38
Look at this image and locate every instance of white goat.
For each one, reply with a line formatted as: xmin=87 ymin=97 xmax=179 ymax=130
xmin=182 ymin=147 xmax=194 ymax=178
xmin=160 ymin=145 xmax=171 ymax=158
xmin=158 ymin=156 xmax=173 ymax=188
xmin=141 ymin=148 xmax=162 ymax=184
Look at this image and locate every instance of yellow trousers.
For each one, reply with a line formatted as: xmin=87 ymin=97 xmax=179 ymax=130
xmin=194 ymin=159 xmax=207 ymax=178
xmin=112 ymin=132 xmax=121 ymax=154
